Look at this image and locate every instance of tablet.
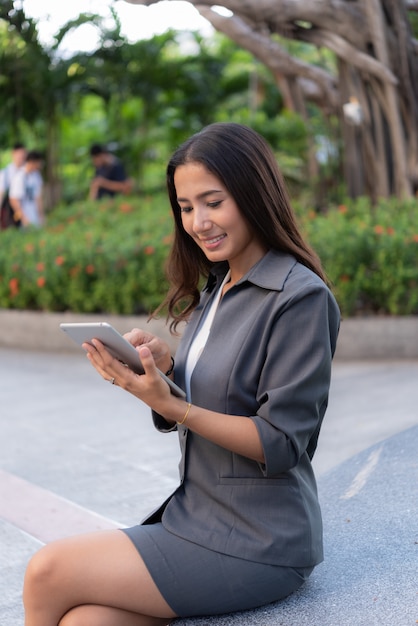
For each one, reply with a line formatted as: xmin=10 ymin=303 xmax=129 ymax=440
xmin=60 ymin=322 xmax=185 ymax=398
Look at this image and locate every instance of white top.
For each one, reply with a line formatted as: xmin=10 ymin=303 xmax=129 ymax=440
xmin=0 ymin=163 xmax=20 ymax=196
xmin=184 ymin=270 xmax=231 ymax=401
xmin=9 ymin=168 xmax=43 ymax=225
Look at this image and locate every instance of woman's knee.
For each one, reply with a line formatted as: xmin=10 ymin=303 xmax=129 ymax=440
xmin=24 ymin=542 xmax=66 ymax=601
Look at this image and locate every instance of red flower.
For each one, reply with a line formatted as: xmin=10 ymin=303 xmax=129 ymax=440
xmin=144 ymin=246 xmax=155 ymax=256
xmin=55 ymin=256 xmax=65 ymax=266
xmin=413 ymin=234 xmax=418 ymax=243
xmin=386 ymin=227 xmax=395 ymax=235
xmin=36 ymin=262 xmax=45 ymax=271
xmin=85 ymin=264 xmax=95 ymax=274
xmin=374 ymin=225 xmax=385 ymax=235
xmin=119 ymin=203 xmax=133 ymax=213
xmin=338 ymin=205 xmax=348 ymax=214
xmin=37 ymin=276 xmax=46 ymax=287
xmin=9 ymin=278 xmax=19 ymax=297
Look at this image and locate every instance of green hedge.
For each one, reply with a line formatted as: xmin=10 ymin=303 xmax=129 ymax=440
xmin=298 ymin=197 xmax=418 ymax=316
xmin=0 ymin=194 xmax=417 ymax=317
xmin=0 ymin=195 xmax=173 ymax=315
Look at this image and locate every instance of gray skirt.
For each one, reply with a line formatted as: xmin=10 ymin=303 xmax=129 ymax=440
xmin=122 ymin=523 xmax=313 ymax=617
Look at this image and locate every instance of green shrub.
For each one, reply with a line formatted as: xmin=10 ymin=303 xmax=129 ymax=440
xmin=0 ymin=194 xmax=417 ymax=318
xmin=299 ymin=197 xmax=418 ymax=316
xmin=0 ymin=195 xmax=173 ymax=315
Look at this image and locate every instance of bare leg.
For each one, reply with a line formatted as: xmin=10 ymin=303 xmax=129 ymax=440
xmin=23 ymin=529 xmax=177 ymax=626
xmin=59 ymin=604 xmax=172 ymax=626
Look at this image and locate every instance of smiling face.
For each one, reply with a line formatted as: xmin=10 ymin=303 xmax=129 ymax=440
xmin=174 ymin=162 xmax=267 ymax=282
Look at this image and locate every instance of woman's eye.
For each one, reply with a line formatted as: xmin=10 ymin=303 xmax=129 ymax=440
xmin=180 ymin=206 xmax=193 ymax=213
xmin=208 ymin=200 xmax=221 ymax=208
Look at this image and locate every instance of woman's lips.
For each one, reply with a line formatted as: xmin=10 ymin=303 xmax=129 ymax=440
xmin=200 ymin=234 xmax=226 ymax=249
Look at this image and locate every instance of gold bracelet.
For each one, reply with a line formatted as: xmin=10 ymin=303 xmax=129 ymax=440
xmin=177 ymin=402 xmax=191 ymax=425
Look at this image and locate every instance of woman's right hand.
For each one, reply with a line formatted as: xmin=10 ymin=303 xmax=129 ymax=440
xmin=123 ymin=328 xmax=172 ymax=375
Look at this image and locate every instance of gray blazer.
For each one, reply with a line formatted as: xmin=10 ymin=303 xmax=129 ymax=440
xmin=146 ymin=250 xmax=340 ymax=568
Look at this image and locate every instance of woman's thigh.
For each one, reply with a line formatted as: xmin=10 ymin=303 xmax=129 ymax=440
xmin=24 ymin=529 xmax=177 ymax=621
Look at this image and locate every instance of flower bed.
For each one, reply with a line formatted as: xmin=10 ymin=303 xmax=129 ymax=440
xmin=0 ymin=193 xmax=417 ymax=317
xmin=0 ymin=195 xmax=172 ymax=315
xmin=298 ymin=196 xmax=418 ymax=316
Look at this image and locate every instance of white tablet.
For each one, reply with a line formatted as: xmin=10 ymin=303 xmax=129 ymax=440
xmin=60 ymin=322 xmax=185 ymax=398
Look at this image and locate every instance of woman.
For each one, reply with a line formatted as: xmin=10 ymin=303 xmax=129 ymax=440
xmin=23 ymin=123 xmax=340 ymax=626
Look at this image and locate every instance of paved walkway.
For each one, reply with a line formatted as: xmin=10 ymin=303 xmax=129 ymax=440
xmin=1 ymin=349 xmax=417 ymax=624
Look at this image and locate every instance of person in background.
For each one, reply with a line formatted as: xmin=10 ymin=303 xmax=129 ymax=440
xmin=0 ymin=143 xmax=27 ymax=202
xmin=23 ymin=123 xmax=340 ymax=626
xmin=89 ymin=143 xmax=133 ymax=200
xmin=0 ymin=143 xmax=26 ymax=229
xmin=9 ymin=150 xmax=44 ymax=227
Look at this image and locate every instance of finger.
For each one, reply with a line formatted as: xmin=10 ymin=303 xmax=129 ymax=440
xmin=125 ymin=331 xmax=170 ymax=370
xmin=86 ymin=357 xmax=114 ymax=385
xmin=138 ymin=346 xmax=160 ymax=381
xmin=90 ymin=338 xmax=109 ymax=358
xmin=82 ymin=339 xmax=108 ymax=367
xmin=83 ymin=344 xmax=113 ymax=380
xmin=123 ymin=328 xmax=152 ymax=347
xmin=83 ymin=340 xmax=126 ymax=383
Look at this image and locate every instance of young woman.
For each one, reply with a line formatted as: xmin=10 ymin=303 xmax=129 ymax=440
xmin=23 ymin=123 xmax=340 ymax=626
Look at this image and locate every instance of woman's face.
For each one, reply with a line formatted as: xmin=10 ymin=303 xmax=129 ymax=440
xmin=174 ymin=162 xmax=267 ymax=279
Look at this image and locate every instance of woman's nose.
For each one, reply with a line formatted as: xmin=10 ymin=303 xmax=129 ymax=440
xmin=193 ymin=208 xmax=211 ymax=232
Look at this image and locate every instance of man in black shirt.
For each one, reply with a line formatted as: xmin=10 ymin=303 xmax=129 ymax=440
xmin=89 ymin=144 xmax=133 ymax=200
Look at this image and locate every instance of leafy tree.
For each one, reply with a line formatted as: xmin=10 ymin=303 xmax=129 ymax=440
xmin=1 ymin=2 xmax=310 ymax=204
xmin=0 ymin=0 xmax=104 ymax=205
xmin=61 ymin=29 xmax=297 ymax=197
xmin=126 ymin=0 xmax=418 ymax=201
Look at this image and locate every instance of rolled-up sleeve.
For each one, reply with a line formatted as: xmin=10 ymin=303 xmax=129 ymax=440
xmin=151 ymin=410 xmax=177 ymax=433
xmin=252 ymin=283 xmax=339 ymax=477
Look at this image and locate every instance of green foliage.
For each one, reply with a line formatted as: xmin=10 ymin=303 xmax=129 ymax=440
xmin=299 ymin=197 xmax=418 ymax=316
xmin=0 ymin=194 xmax=417 ymax=318
xmin=408 ymin=11 xmax=418 ymax=37
xmin=0 ymin=3 xmax=103 ymax=145
xmin=0 ymin=195 xmax=173 ymax=315
xmin=0 ymin=6 xmax=310 ymax=203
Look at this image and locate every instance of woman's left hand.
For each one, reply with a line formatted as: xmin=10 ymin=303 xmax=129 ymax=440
xmin=83 ymin=340 xmax=172 ymax=412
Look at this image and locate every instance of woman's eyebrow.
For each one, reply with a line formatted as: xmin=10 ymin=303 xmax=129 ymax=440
xmin=177 ymin=189 xmax=223 ymax=203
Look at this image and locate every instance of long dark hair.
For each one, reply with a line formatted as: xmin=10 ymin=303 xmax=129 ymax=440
xmin=155 ymin=122 xmax=326 ymax=332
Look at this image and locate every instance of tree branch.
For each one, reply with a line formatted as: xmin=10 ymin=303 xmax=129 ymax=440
xmin=196 ymin=6 xmax=338 ymax=107
xmin=299 ymin=29 xmax=397 ymax=85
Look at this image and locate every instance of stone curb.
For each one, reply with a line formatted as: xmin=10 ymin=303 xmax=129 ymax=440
xmin=0 ymin=309 xmax=182 ymax=355
xmin=0 ymin=309 xmax=417 ymax=360
xmin=334 ymin=315 xmax=418 ymax=359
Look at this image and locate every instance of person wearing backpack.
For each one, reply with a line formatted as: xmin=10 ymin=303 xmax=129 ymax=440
xmin=0 ymin=142 xmax=26 ymax=230
xmin=9 ymin=150 xmax=45 ymax=227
